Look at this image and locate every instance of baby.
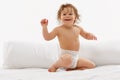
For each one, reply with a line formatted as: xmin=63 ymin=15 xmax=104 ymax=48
xmin=40 ymin=3 xmax=97 ymax=72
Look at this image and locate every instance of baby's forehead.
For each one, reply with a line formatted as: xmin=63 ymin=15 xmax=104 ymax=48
xmin=61 ymin=7 xmax=74 ymax=13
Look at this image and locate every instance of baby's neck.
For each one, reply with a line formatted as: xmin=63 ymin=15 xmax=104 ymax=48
xmin=62 ymin=24 xmax=74 ymax=29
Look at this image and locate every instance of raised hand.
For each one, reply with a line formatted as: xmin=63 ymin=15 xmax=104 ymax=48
xmin=40 ymin=19 xmax=48 ymax=27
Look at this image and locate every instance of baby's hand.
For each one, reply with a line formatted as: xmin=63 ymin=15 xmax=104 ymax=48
xmin=40 ymin=19 xmax=48 ymax=27
xmin=88 ymin=33 xmax=97 ymax=40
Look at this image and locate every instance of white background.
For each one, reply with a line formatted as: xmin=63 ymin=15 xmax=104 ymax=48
xmin=0 ymin=0 xmax=120 ymax=66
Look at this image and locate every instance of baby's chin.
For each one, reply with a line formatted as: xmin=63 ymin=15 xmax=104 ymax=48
xmin=62 ymin=22 xmax=74 ymax=26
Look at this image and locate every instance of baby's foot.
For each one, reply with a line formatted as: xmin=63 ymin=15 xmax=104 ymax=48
xmin=48 ymin=65 xmax=57 ymax=72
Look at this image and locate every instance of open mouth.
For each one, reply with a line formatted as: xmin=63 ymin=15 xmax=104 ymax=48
xmin=64 ymin=19 xmax=71 ymax=21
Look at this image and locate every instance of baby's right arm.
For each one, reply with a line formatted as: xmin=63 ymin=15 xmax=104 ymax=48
xmin=40 ymin=19 xmax=58 ymax=41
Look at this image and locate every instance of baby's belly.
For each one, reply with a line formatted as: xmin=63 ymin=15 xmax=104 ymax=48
xmin=60 ymin=42 xmax=80 ymax=51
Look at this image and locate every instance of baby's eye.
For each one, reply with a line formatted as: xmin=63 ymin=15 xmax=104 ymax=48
xmin=69 ymin=13 xmax=73 ymax=15
xmin=63 ymin=14 xmax=66 ymax=16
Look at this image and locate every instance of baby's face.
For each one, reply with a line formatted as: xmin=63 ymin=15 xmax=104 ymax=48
xmin=60 ymin=7 xmax=76 ymax=25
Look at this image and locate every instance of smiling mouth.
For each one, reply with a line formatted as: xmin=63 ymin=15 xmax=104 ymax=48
xmin=64 ymin=19 xmax=71 ymax=21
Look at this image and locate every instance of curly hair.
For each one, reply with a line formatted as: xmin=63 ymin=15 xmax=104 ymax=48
xmin=57 ymin=3 xmax=80 ymax=23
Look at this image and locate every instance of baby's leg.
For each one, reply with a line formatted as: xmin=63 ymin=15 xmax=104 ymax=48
xmin=76 ymin=57 xmax=96 ymax=70
xmin=66 ymin=57 xmax=96 ymax=71
xmin=48 ymin=53 xmax=72 ymax=72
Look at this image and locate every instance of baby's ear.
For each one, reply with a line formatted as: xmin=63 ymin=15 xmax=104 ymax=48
xmin=74 ymin=17 xmax=77 ymax=23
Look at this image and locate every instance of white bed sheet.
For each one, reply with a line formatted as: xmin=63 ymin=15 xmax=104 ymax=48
xmin=0 ymin=65 xmax=120 ymax=80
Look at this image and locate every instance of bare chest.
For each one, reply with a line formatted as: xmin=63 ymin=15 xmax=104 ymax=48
xmin=60 ymin=28 xmax=79 ymax=39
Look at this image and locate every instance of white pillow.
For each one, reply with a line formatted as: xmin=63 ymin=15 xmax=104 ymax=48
xmin=3 ymin=40 xmax=120 ymax=69
xmin=79 ymin=41 xmax=120 ymax=66
xmin=3 ymin=42 xmax=59 ymax=69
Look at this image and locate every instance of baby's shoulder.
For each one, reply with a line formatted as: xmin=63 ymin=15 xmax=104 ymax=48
xmin=54 ymin=25 xmax=64 ymax=30
xmin=74 ymin=25 xmax=83 ymax=30
xmin=53 ymin=26 xmax=62 ymax=30
xmin=52 ymin=26 xmax=63 ymax=33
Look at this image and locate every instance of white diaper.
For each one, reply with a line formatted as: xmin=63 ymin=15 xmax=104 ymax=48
xmin=60 ymin=49 xmax=79 ymax=68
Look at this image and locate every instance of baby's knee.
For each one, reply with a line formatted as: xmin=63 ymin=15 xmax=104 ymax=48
xmin=60 ymin=54 xmax=72 ymax=67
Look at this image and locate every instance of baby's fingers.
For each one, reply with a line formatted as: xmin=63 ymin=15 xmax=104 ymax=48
xmin=41 ymin=19 xmax=48 ymax=24
xmin=92 ymin=35 xmax=97 ymax=40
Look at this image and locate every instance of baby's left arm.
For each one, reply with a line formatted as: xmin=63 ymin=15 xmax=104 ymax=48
xmin=85 ymin=32 xmax=97 ymax=40
xmin=79 ymin=27 xmax=97 ymax=40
